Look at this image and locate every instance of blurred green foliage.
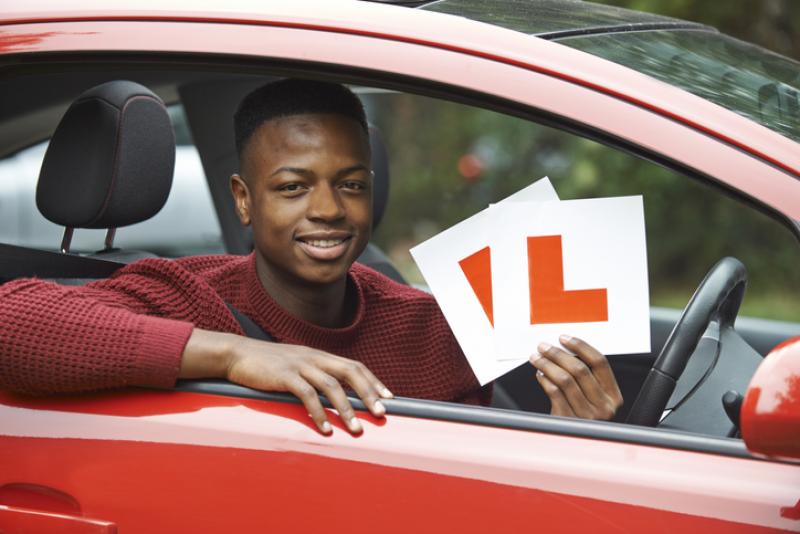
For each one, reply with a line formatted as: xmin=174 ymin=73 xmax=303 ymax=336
xmin=363 ymin=91 xmax=800 ymax=322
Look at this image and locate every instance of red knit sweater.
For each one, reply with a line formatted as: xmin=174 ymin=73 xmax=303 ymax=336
xmin=0 ymin=254 xmax=489 ymax=405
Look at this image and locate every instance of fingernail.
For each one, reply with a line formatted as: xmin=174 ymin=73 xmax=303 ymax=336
xmin=373 ymin=400 xmax=385 ymax=415
xmin=350 ymin=418 xmax=363 ymax=433
xmin=536 ymin=370 xmax=544 ymax=378
xmin=529 ymin=353 xmax=541 ymax=363
xmin=321 ymin=421 xmax=332 ymax=434
xmin=381 ymin=387 xmax=394 ymax=399
xmin=538 ymin=342 xmax=552 ymax=353
xmin=559 ymin=334 xmax=572 ymax=344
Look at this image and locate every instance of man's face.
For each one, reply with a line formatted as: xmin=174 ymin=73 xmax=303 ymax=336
xmin=232 ymin=113 xmax=372 ymax=286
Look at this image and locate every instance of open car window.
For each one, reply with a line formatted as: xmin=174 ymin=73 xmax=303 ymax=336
xmin=362 ymin=91 xmax=800 ymax=324
xmin=1 ymin=56 xmax=798 ymax=447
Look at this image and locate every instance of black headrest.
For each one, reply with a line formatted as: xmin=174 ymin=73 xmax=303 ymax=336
xmin=368 ymin=125 xmax=389 ymax=230
xmin=37 ymin=80 xmax=175 ymax=229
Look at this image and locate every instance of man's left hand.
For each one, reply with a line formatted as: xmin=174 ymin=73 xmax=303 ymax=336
xmin=530 ymin=335 xmax=623 ymax=420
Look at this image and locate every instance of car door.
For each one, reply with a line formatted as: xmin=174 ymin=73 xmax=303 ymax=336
xmin=2 ymin=385 xmax=799 ymax=533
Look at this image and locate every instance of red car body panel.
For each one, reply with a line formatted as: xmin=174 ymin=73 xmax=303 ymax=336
xmin=743 ymin=337 xmax=800 ymax=463
xmin=1 ymin=2 xmax=799 ymax=532
xmin=1 ymin=390 xmax=797 ymax=533
xmin=4 ymin=1 xmax=800 ymax=179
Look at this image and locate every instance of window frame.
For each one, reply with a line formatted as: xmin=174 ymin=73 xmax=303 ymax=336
xmin=4 ymin=18 xmax=800 ymax=461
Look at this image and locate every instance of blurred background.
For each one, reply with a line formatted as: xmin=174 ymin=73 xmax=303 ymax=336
xmin=364 ymin=0 xmax=800 ymax=322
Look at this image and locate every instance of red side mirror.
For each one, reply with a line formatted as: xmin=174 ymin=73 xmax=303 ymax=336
xmin=741 ymin=336 xmax=800 ymax=462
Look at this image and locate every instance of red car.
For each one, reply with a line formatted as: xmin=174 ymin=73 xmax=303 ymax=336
xmin=1 ymin=1 xmax=799 ymax=532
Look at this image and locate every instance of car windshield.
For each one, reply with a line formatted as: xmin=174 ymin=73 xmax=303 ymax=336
xmin=562 ymin=30 xmax=800 ymax=144
xmin=424 ymin=0 xmax=800 ymax=144
xmin=423 ymin=0 xmax=685 ymax=35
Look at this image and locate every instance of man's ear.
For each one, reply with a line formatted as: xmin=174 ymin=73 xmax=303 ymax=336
xmin=230 ymin=174 xmax=251 ymax=226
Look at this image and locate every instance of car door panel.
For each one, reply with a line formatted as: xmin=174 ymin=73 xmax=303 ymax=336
xmin=1 ymin=390 xmax=797 ymax=533
xmin=0 ymin=506 xmax=116 ymax=534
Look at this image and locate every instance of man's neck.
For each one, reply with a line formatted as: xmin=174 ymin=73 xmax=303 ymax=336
xmin=254 ymin=255 xmax=354 ymax=328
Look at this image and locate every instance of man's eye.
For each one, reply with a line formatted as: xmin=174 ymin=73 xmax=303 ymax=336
xmin=341 ymin=181 xmax=366 ymax=191
xmin=280 ymin=183 xmax=304 ymax=192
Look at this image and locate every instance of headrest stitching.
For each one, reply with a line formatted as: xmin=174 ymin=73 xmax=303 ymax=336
xmin=72 ymin=91 xmax=154 ymax=111
xmin=85 ymin=95 xmax=161 ymax=227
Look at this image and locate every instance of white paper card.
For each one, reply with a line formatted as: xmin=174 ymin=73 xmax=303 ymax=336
xmin=491 ymin=196 xmax=650 ymax=361
xmin=410 ymin=178 xmax=559 ymax=385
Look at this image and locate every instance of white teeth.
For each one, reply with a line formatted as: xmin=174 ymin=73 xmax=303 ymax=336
xmin=306 ymin=239 xmax=345 ymax=248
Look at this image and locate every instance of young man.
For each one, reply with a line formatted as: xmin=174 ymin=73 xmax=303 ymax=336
xmin=0 ymin=79 xmax=622 ymax=435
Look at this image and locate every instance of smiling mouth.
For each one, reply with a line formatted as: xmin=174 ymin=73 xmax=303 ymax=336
xmin=295 ymin=235 xmax=353 ymax=261
xmin=304 ymin=239 xmax=348 ymax=248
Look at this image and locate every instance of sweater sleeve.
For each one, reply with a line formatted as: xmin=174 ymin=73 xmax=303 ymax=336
xmin=0 ymin=273 xmax=195 ymax=395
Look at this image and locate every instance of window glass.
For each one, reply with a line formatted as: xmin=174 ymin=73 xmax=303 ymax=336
xmin=425 ymin=0 xmax=800 ymax=143
xmin=0 ymin=105 xmax=224 ymax=257
xmin=362 ymin=92 xmax=800 ymax=321
xmin=423 ymin=0 xmax=678 ymax=36
xmin=563 ymin=30 xmax=800 ymax=143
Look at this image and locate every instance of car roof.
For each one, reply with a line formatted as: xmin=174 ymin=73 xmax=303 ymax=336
xmin=0 ymin=0 xmax=708 ymax=37
xmin=2 ymin=0 xmax=798 ymax=181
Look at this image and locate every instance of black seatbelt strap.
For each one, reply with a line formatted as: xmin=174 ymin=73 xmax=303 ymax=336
xmin=224 ymin=302 xmax=274 ymax=342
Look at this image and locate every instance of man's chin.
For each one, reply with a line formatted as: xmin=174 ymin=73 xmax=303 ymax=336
xmin=294 ymin=261 xmax=353 ymax=286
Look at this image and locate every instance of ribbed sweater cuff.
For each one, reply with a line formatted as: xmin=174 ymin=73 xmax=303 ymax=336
xmin=130 ymin=315 xmax=194 ymax=388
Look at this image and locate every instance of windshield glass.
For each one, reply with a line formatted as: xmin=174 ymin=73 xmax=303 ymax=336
xmin=425 ymin=1 xmax=800 ymax=142
xmin=562 ymin=30 xmax=800 ymax=143
xmin=423 ymin=0 xmax=682 ymax=35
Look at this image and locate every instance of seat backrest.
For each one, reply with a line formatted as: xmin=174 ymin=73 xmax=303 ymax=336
xmin=356 ymin=126 xmax=407 ymax=284
xmin=36 ymin=80 xmax=176 ymax=263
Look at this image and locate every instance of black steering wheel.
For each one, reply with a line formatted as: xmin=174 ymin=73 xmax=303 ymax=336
xmin=626 ymin=257 xmax=747 ymax=427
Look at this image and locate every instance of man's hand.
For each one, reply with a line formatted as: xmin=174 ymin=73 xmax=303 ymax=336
xmin=180 ymin=328 xmax=393 ymax=436
xmin=530 ymin=335 xmax=622 ymax=420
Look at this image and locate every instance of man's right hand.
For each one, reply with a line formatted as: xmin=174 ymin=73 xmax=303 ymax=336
xmin=179 ymin=328 xmax=393 ymax=435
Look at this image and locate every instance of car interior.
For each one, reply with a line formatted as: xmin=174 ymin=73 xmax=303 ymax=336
xmin=3 ymin=53 xmax=800 ymax=455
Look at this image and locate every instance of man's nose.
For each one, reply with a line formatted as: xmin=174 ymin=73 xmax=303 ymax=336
xmin=307 ymin=182 xmax=345 ymax=222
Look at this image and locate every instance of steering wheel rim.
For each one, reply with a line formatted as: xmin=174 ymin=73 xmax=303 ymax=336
xmin=626 ymin=257 xmax=747 ymax=427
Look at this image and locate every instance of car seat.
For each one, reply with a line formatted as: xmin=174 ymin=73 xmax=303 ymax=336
xmin=0 ymin=81 xmax=175 ymax=283
xmin=36 ymin=80 xmax=175 ymax=263
xmin=356 ymin=125 xmax=407 ymax=284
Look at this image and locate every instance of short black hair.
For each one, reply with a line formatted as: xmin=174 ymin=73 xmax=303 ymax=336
xmin=234 ymin=78 xmax=369 ymax=159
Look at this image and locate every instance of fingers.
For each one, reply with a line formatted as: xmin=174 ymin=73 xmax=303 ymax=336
xmin=538 ymin=341 xmax=607 ymax=410
xmin=225 ymin=338 xmax=390 ymax=436
xmin=317 ymin=357 xmax=391 ymax=418
xmin=531 ymin=336 xmax=622 ymax=420
xmin=531 ymin=348 xmax=596 ymax=419
xmin=536 ymin=370 xmax=574 ymax=417
xmin=561 ymin=335 xmax=621 ymax=401
xmin=285 ymin=376 xmax=333 ymax=435
xmin=355 ymin=362 xmax=394 ymax=400
xmin=301 ymin=367 xmax=363 ymax=434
